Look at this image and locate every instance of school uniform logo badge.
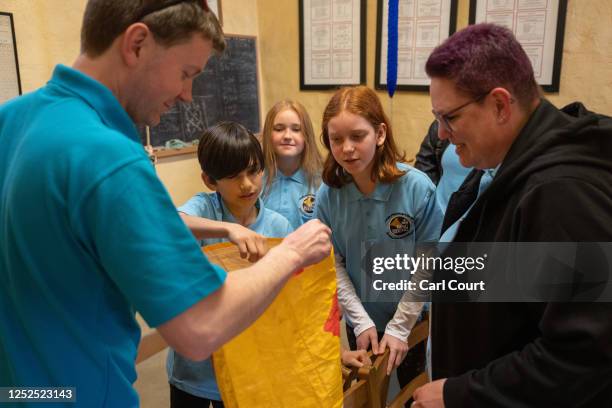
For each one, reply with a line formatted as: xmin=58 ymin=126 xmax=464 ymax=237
xmin=385 ymin=213 xmax=414 ymax=239
xmin=300 ymin=194 xmax=316 ymax=215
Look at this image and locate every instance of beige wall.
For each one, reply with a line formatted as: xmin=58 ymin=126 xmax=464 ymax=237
xmin=1 ymin=0 xmax=85 ymax=91
xmin=3 ymin=0 xmax=611 ymax=204
xmin=0 ymin=0 xmax=259 ymax=206
xmin=257 ymin=0 xmax=612 ymax=160
xmin=153 ymin=0 xmax=261 ymax=205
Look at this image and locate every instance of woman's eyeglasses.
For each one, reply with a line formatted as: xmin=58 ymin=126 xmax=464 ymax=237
xmin=432 ymin=91 xmax=491 ymax=134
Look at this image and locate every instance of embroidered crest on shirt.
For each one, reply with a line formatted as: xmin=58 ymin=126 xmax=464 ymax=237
xmin=385 ymin=213 xmax=414 ymax=239
xmin=300 ymin=194 xmax=316 ymax=216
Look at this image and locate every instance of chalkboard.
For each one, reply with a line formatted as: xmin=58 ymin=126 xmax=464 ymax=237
xmin=140 ymin=35 xmax=260 ymax=147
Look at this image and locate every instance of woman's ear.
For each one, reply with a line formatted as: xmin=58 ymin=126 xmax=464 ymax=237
xmin=201 ymin=172 xmax=217 ymax=191
xmin=490 ymin=87 xmax=514 ymax=124
xmin=376 ymin=123 xmax=387 ymax=147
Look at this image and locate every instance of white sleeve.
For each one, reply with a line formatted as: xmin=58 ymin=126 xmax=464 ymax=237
xmin=335 ymin=253 xmax=376 ymax=337
xmin=384 ymin=262 xmax=431 ymax=342
xmin=384 ymin=297 xmax=425 ymax=342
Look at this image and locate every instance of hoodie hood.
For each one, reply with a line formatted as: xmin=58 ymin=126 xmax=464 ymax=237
xmin=484 ymin=99 xmax=612 ymax=201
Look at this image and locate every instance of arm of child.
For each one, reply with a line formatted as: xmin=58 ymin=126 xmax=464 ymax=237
xmin=179 ymin=212 xmax=267 ymax=262
xmin=335 ymin=253 xmax=378 ymax=353
xmin=382 ymin=296 xmax=426 ymax=374
xmin=379 ymin=177 xmax=439 ymax=374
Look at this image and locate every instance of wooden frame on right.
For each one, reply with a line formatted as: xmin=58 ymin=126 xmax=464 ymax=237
xmin=469 ymin=0 xmax=568 ymax=92
xmin=375 ymin=0 xmax=458 ymax=92
xmin=0 ymin=11 xmax=22 ymax=104
xmin=208 ymin=0 xmax=223 ymax=25
xmin=299 ymin=0 xmax=367 ymax=90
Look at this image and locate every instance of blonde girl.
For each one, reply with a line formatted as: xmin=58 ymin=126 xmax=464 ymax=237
xmin=261 ymin=100 xmax=323 ymax=229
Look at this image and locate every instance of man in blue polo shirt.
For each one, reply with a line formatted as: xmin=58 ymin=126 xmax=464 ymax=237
xmin=0 ymin=1 xmax=331 ymax=407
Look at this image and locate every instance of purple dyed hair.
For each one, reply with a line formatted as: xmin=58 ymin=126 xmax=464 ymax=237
xmin=425 ymin=23 xmax=540 ymax=108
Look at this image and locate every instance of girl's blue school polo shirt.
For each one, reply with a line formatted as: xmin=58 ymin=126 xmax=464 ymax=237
xmin=314 ymin=163 xmax=442 ymax=331
xmin=262 ymin=169 xmax=318 ymax=229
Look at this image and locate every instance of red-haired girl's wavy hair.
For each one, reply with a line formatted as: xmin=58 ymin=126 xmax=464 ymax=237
xmin=320 ymin=86 xmax=406 ymax=188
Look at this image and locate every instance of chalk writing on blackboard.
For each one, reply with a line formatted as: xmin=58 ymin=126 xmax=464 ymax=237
xmin=140 ymin=35 xmax=260 ymax=147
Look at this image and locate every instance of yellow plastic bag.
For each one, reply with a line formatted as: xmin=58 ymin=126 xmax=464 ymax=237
xmin=204 ymin=239 xmax=342 ymax=408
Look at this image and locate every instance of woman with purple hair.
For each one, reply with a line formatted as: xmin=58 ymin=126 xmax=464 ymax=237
xmin=413 ymin=23 xmax=612 ymax=408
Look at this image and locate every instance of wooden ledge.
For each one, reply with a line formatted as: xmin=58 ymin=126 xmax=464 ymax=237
xmin=154 ymin=145 xmax=197 ymax=158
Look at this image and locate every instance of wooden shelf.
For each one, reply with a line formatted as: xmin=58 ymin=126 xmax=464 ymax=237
xmin=154 ymin=145 xmax=197 ymax=158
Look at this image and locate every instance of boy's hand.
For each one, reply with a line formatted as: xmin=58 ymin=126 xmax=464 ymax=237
xmin=281 ymin=220 xmax=332 ymax=269
xmin=341 ymin=349 xmax=372 ymax=368
xmin=226 ymin=223 xmax=267 ymax=262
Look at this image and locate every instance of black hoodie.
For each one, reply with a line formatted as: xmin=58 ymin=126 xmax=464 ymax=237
xmin=432 ymin=99 xmax=612 ymax=407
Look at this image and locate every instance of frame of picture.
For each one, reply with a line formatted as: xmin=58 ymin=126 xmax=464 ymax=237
xmin=299 ymin=0 xmax=366 ymax=90
xmin=469 ymin=0 xmax=568 ymax=92
xmin=375 ymin=0 xmax=458 ymax=92
xmin=208 ymin=0 xmax=223 ymax=25
xmin=0 ymin=12 xmax=22 ymax=104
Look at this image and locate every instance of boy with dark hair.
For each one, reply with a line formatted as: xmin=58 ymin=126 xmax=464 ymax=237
xmin=167 ymin=122 xmax=292 ymax=407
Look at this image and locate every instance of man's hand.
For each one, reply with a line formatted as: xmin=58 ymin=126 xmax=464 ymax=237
xmin=225 ymin=223 xmax=267 ymax=262
xmin=341 ymin=349 xmax=372 ymax=368
xmin=412 ymin=378 xmax=446 ymax=408
xmin=379 ymin=333 xmax=409 ymax=375
xmin=356 ymin=326 xmax=379 ymax=354
xmin=280 ymin=220 xmax=332 ymax=269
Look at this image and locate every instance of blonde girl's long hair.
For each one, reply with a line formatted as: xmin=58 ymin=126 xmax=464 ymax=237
xmin=262 ymin=100 xmax=323 ymax=194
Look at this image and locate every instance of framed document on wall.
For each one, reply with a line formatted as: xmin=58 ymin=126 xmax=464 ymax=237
xmin=208 ymin=0 xmax=223 ymax=25
xmin=469 ymin=0 xmax=568 ymax=92
xmin=0 ymin=12 xmax=22 ymax=104
xmin=299 ymin=0 xmax=366 ymax=90
xmin=375 ymin=0 xmax=458 ymax=92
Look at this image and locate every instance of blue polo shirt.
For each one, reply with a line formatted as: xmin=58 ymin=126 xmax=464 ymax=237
xmin=168 ymin=191 xmax=292 ymax=400
xmin=314 ymin=163 xmax=442 ymax=331
xmin=440 ymin=167 xmax=498 ymax=242
xmin=177 ymin=192 xmax=292 ymax=247
xmin=0 ymin=65 xmax=226 ymax=407
xmin=435 ymin=146 xmax=472 ymax=213
xmin=262 ymin=169 xmax=318 ymax=229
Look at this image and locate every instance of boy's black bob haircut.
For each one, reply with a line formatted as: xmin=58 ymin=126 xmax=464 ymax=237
xmin=197 ymin=121 xmax=264 ymax=182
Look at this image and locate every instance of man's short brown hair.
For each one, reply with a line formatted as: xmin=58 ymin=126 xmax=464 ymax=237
xmin=80 ymin=0 xmax=225 ymax=57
